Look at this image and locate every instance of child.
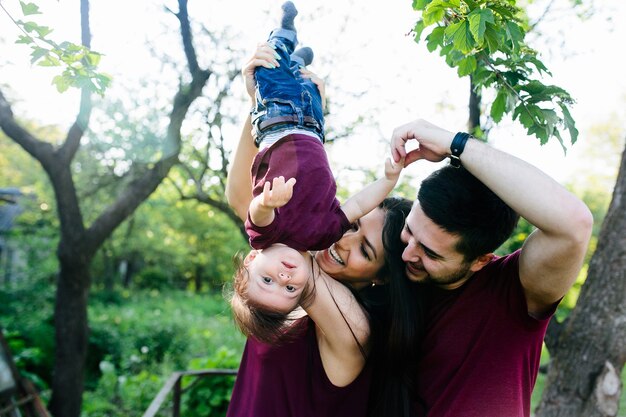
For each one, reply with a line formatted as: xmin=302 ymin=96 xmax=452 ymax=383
xmin=231 ymin=2 xmax=403 ymax=343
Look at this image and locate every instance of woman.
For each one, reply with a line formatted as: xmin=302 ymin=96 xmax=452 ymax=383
xmin=225 ymin=41 xmax=422 ymax=417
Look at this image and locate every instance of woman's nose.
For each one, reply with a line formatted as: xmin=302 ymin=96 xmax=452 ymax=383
xmin=339 ymin=231 xmax=358 ymax=246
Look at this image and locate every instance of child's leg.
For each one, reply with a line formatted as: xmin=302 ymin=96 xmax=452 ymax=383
xmin=268 ymin=1 xmax=299 ymax=54
xmin=251 ymin=2 xmax=324 ymax=143
xmin=280 ymin=1 xmax=298 ymax=32
xmin=290 ymin=47 xmax=314 ymax=67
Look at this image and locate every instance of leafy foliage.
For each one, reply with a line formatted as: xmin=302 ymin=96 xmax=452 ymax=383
xmin=411 ymin=0 xmax=577 ymax=149
xmin=0 ymin=283 xmax=245 ymax=416
xmin=2 ymin=1 xmax=111 ymax=94
xmin=182 ymin=348 xmax=240 ymax=417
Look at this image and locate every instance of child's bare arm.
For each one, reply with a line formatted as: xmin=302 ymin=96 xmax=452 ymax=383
xmin=249 ymin=176 xmax=297 ymax=227
xmin=341 ymin=157 xmax=403 ymax=223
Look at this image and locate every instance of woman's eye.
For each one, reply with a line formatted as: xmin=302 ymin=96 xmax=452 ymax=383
xmin=285 ymin=285 xmax=296 ymax=292
xmin=351 ymin=223 xmax=359 ymax=231
xmin=262 ymin=277 xmax=272 ymax=284
xmin=360 ymin=245 xmax=371 ymax=260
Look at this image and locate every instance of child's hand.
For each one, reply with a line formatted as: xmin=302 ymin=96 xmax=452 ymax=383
xmin=385 ymin=157 xmax=404 ymax=181
xmin=260 ymin=176 xmax=297 ymax=209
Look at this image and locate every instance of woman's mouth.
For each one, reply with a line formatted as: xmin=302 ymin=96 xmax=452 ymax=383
xmin=328 ymin=245 xmax=345 ymax=265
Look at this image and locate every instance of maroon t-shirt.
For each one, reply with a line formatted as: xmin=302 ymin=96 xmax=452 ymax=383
xmin=245 ymin=134 xmax=351 ymax=251
xmin=226 ymin=317 xmax=372 ymax=417
xmin=416 ymin=250 xmax=554 ymax=417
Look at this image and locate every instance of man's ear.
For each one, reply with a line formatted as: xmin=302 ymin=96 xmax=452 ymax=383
xmin=243 ymin=250 xmax=259 ymax=266
xmin=469 ymin=253 xmax=494 ymax=273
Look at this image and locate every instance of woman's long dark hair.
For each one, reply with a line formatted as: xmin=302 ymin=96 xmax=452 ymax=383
xmin=359 ymin=197 xmax=425 ymax=417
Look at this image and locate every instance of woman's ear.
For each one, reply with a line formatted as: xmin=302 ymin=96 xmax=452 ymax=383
xmin=243 ymin=250 xmax=258 ymax=266
xmin=372 ymin=278 xmax=385 ymax=286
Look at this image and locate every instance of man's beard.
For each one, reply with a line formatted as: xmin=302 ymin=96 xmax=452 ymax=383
xmin=421 ymin=262 xmax=472 ymax=287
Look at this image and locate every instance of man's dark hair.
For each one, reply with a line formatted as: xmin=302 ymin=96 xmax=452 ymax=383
xmin=418 ymin=165 xmax=520 ymax=261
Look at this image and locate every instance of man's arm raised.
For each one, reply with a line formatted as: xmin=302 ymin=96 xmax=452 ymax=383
xmin=391 ymin=119 xmax=593 ymax=316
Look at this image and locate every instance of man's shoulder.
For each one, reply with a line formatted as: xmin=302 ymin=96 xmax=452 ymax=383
xmin=482 ymin=249 xmax=522 ymax=276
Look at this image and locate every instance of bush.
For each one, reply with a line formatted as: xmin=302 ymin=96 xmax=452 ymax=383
xmin=182 ymin=347 xmax=240 ymax=417
xmin=133 ymin=267 xmax=175 ymax=290
xmin=82 ymin=289 xmax=244 ymax=416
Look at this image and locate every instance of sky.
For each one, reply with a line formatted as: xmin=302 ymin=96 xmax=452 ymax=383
xmin=1 ymin=0 xmax=625 ymax=190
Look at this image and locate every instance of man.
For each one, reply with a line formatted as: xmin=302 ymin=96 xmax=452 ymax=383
xmin=390 ymin=119 xmax=593 ymax=417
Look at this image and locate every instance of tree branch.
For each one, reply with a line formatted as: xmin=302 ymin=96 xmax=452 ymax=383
xmin=185 ymin=192 xmax=246 ymax=239
xmin=57 ymin=0 xmax=93 ymax=165
xmin=0 ymin=89 xmax=55 ymax=164
xmin=84 ymin=0 xmax=211 ymax=255
xmin=176 ymin=0 xmax=199 ymax=74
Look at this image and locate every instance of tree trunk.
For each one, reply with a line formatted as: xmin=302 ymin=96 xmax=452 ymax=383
xmin=47 ymin=256 xmax=91 ymax=417
xmin=0 ymin=1 xmax=210 ymax=415
xmin=536 ymin=143 xmax=626 ymax=417
xmin=468 ymin=76 xmax=481 ymax=133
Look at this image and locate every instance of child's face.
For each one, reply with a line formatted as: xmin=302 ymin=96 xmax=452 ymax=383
xmin=244 ymin=245 xmax=310 ymax=314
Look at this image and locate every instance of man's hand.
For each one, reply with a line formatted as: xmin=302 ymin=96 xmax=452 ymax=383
xmin=390 ymin=119 xmax=455 ymax=167
xmin=259 ymin=176 xmax=297 ymax=209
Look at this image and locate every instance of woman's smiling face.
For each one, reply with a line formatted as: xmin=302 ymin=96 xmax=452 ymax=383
xmin=315 ymin=208 xmax=386 ymax=289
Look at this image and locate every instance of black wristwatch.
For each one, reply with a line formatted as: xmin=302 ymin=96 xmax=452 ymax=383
xmin=449 ymin=132 xmax=471 ymax=168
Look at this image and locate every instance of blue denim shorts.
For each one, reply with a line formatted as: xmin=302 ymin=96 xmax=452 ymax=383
xmin=251 ymin=34 xmax=324 ymax=146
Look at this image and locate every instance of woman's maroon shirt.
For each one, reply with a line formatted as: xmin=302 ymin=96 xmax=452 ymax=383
xmin=226 ymin=317 xmax=371 ymax=417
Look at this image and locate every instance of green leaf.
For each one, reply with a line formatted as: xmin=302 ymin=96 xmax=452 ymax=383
xmin=19 ymin=1 xmax=41 ymax=16
xmin=505 ymin=21 xmax=524 ymax=46
xmin=37 ymin=55 xmax=61 ymax=67
xmin=413 ymin=20 xmax=426 ymax=42
xmin=457 ymin=55 xmax=477 ymax=76
xmin=30 ymin=46 xmax=49 ymax=64
xmin=439 ymin=42 xmax=454 ymax=60
xmin=526 ymin=55 xmax=550 ymax=76
xmin=33 ymin=25 xmax=52 ymax=38
xmin=52 ymin=75 xmax=71 ymax=93
xmin=21 ymin=21 xmax=39 ymax=33
xmin=491 ymin=89 xmax=507 ymax=122
xmin=445 ymin=21 xmax=475 ymax=54
xmin=552 ymin=129 xmax=567 ymax=154
xmin=483 ymin=25 xmax=501 ymax=53
xmin=15 ymin=35 xmax=33 ymax=45
xmin=540 ymin=108 xmax=559 ymax=127
xmin=514 ymin=104 xmax=535 ymax=128
xmin=426 ymin=26 xmax=445 ymax=52
xmin=490 ymin=2 xmax=519 ymax=20
xmin=86 ymin=52 xmax=102 ymax=66
xmin=471 ymin=65 xmax=491 ymax=86
xmin=468 ymin=9 xmax=494 ymax=45
xmin=413 ymin=0 xmax=432 ymax=10
xmin=528 ymin=123 xmax=549 ymax=144
xmin=423 ymin=2 xmax=446 ymax=25
xmin=559 ymin=103 xmax=579 ymax=144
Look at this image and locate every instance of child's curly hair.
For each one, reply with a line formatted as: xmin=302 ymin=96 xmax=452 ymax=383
xmin=229 ymin=252 xmax=316 ymax=344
